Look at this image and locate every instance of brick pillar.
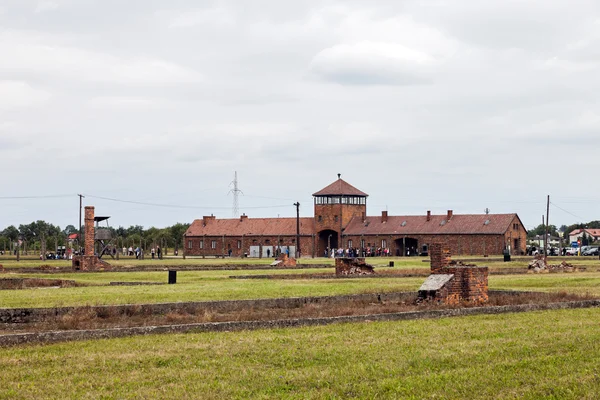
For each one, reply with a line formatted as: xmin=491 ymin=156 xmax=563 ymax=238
xmin=430 ymin=243 xmax=451 ymax=274
xmin=84 ymin=206 xmax=95 ymax=256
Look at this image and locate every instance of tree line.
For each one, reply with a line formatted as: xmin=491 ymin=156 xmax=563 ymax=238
xmin=0 ymin=221 xmax=190 ymax=254
xmin=527 ymin=220 xmax=600 ymax=246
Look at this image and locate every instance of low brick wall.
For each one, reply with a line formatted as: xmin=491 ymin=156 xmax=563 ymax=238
xmin=1 ymin=298 xmax=598 ymax=347
xmin=0 ymin=278 xmax=77 ymax=290
xmin=0 ymin=292 xmax=418 ymax=324
xmin=5 ymin=264 xmax=333 ymax=274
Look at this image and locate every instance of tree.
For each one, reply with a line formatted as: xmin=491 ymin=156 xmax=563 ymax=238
xmin=526 ymin=224 xmax=558 ymax=239
xmin=169 ymin=223 xmax=190 ymax=253
xmin=62 ymin=225 xmax=77 ymax=236
xmin=2 ymin=226 xmax=19 ymax=242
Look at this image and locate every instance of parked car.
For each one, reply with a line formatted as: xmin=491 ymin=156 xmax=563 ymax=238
xmin=565 ymin=248 xmax=579 ymax=256
xmin=583 ymin=247 xmax=599 ymax=256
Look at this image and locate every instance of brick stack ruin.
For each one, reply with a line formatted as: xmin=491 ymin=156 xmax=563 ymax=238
xmin=418 ymin=243 xmax=488 ymax=304
xmin=335 ymin=257 xmax=375 ymax=276
xmin=270 ymin=253 xmax=297 ymax=267
xmin=72 ymin=206 xmax=111 ymax=271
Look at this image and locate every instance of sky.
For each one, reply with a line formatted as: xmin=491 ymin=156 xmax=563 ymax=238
xmin=1 ymin=0 xmax=599 ymax=232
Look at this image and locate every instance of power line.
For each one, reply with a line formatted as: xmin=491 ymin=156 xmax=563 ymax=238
xmin=550 ymin=201 xmax=583 ymax=220
xmin=0 ymin=194 xmax=73 ymax=199
xmin=83 ymin=194 xmax=289 ymax=210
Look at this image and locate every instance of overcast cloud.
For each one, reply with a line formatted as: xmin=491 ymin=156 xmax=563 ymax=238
xmin=1 ymin=0 xmax=599 ymax=230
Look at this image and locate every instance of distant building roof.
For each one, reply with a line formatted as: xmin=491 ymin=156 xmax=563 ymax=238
xmin=312 ymin=178 xmax=368 ymax=197
xmin=185 ymin=213 xmax=520 ymax=237
xmin=185 ymin=217 xmax=314 ymax=237
xmin=344 ymin=213 xmax=520 ymax=236
xmin=68 ymin=233 xmax=79 ymax=240
xmin=569 ymin=228 xmax=600 ymax=237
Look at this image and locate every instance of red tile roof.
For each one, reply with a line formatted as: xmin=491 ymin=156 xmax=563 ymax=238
xmin=312 ymin=178 xmax=368 ymax=197
xmin=343 ymin=213 xmax=519 ymax=236
xmin=185 ymin=213 xmax=519 ymax=237
xmin=68 ymin=233 xmax=79 ymax=240
xmin=185 ymin=217 xmax=315 ymax=237
xmin=569 ymin=228 xmax=600 ymax=237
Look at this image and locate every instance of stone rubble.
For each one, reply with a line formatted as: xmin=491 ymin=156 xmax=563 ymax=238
xmin=527 ymin=254 xmax=579 ymax=273
xmin=335 ymin=257 xmax=375 ymax=276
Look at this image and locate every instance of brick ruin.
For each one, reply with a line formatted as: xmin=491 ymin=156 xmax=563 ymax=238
xmin=335 ymin=257 xmax=375 ymax=276
xmin=72 ymin=206 xmax=111 ymax=271
xmin=270 ymin=253 xmax=297 ymax=267
xmin=418 ymin=243 xmax=488 ymax=304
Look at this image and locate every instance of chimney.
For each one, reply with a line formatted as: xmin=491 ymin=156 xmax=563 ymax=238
xmin=84 ymin=206 xmax=95 ymax=256
xmin=426 ymin=210 xmax=431 ymax=222
xmin=381 ymin=211 xmax=388 ymax=223
xmin=447 ymin=210 xmax=453 ymax=220
xmin=240 ymin=214 xmax=248 ymax=222
xmin=203 ymin=215 xmax=216 ymax=226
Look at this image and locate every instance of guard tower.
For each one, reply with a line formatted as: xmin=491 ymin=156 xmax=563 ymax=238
xmin=313 ymin=174 xmax=368 ymax=256
xmin=94 ymin=215 xmax=115 ymax=259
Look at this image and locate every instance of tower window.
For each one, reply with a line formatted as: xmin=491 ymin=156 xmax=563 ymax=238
xmin=334 ymin=215 xmax=338 ymax=222
xmin=318 ymin=215 xmax=322 ymax=222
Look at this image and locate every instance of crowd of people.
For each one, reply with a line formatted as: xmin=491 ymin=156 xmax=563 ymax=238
xmin=325 ymin=247 xmax=392 ymax=258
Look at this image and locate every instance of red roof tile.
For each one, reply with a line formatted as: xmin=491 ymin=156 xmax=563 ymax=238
xmin=570 ymin=228 xmax=600 ymax=237
xmin=312 ymin=178 xmax=368 ymax=197
xmin=185 ymin=217 xmax=315 ymax=237
xmin=343 ymin=214 xmax=519 ymax=235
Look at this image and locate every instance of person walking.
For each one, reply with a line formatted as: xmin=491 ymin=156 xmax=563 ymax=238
xmin=157 ymin=246 xmax=162 ymax=259
xmin=151 ymin=247 xmax=155 ymax=259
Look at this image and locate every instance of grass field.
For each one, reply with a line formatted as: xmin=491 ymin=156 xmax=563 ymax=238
xmin=2 ymin=254 xmax=598 ymax=270
xmin=2 ymin=256 xmax=600 ymax=398
xmin=1 ymin=269 xmax=600 ymax=308
xmin=1 ymin=307 xmax=599 ymax=399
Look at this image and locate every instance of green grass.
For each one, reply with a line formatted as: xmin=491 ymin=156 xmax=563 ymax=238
xmin=1 ymin=254 xmax=598 ymax=271
xmin=0 ymin=273 xmax=423 ymax=308
xmin=1 ymin=269 xmax=600 ymax=309
xmin=1 ymin=307 xmax=599 ymax=398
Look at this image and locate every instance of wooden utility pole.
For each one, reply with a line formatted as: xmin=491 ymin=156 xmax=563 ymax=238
xmin=545 ymin=195 xmax=550 ymax=262
xmin=78 ymin=194 xmax=84 ymax=252
xmin=294 ymin=202 xmax=300 ymax=258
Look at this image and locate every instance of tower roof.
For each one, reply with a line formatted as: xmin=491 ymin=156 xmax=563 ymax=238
xmin=312 ymin=177 xmax=368 ymax=197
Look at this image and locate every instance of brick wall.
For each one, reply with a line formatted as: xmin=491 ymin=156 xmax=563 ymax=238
xmin=343 ymin=233 xmax=507 ymax=256
xmin=184 ymin=235 xmax=316 ymax=258
xmin=427 ymin=242 xmax=489 ymax=304
xmin=504 ymin=215 xmax=527 ymax=255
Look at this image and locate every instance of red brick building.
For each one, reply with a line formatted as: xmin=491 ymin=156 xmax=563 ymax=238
xmin=184 ymin=176 xmax=527 ymax=257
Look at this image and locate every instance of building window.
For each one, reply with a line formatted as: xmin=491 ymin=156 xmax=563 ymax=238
xmin=348 ymin=240 xmax=353 ymax=248
xmin=334 ymin=215 xmax=338 ymax=222
xmin=187 ymin=240 xmax=193 ymax=249
xmin=361 ymin=239 xmax=365 ymax=248
xmin=199 ymin=240 xmax=204 ymax=249
xmin=318 ymin=215 xmax=322 ymax=222
xmin=382 ymin=239 xmax=387 ymax=248
xmin=211 ymin=240 xmax=217 ymax=249
xmin=237 ymin=240 xmax=241 ymax=249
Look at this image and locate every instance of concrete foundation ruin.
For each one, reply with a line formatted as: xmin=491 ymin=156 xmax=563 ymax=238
xmin=72 ymin=206 xmax=112 ymax=271
xmin=335 ymin=257 xmax=375 ymax=276
xmin=418 ymin=243 xmax=488 ymax=304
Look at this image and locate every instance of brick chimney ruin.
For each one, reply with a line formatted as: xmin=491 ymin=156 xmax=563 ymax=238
xmin=72 ymin=206 xmax=111 ymax=271
xmin=418 ymin=242 xmax=488 ymax=304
